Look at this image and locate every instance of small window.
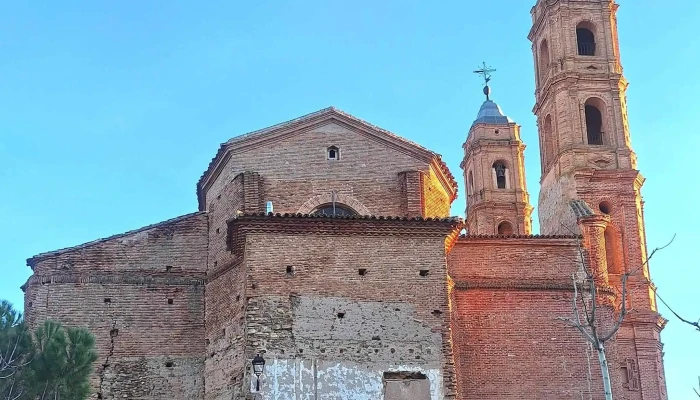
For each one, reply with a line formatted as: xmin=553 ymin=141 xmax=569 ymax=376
xmin=327 ymin=146 xmax=340 ymax=160
xmin=493 ymin=162 xmax=507 ymax=189
xmin=498 ymin=221 xmax=514 ymax=235
xmin=576 ymin=22 xmax=596 ymax=56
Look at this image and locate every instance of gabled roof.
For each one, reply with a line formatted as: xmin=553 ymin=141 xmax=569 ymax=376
xmin=196 ymin=107 xmax=458 ymax=210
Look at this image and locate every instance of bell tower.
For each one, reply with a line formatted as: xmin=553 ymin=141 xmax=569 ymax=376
xmin=529 ymin=1 xmax=668 ymax=399
xmin=529 ymin=0 xmax=635 ymax=234
xmin=462 ymin=65 xmax=533 ymax=235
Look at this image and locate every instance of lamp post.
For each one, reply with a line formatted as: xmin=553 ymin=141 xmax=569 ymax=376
xmin=251 ymin=354 xmax=266 ymax=392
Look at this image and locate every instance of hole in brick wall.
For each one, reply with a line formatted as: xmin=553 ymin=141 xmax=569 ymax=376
xmin=372 ymin=335 xmax=380 ymax=340
xmin=409 ymin=349 xmax=414 ymax=354
xmin=495 ymin=129 xmax=500 ymax=135
xmin=235 ymin=295 xmax=240 ymax=302
xmin=216 ymin=228 xmax=220 ymax=234
xmin=217 ymin=194 xmax=221 ymax=200
xmin=166 ymin=265 xmax=172 ymax=272
xmin=28 ymin=301 xmax=32 ymax=307
xmin=165 ymin=361 xmax=174 ymax=368
xmin=431 ymin=310 xmax=443 ymax=316
xmin=390 ymin=348 xmax=396 ymax=354
xmin=358 ymin=268 xmax=367 ymax=276
xmin=419 ymin=269 xmax=429 ymax=277
xmin=167 ymin=299 xmax=174 ymax=305
xmin=298 ymin=349 xmax=303 ymax=354
xmin=280 ymin=349 xmax=285 ymax=354
xmin=337 ymin=312 xmax=345 ymax=319
xmin=110 ymin=329 xmax=119 ymax=338
xmin=320 ymin=349 xmax=326 ymax=353
xmin=213 ymin=261 xmax=218 ymax=267
xmin=286 ymin=265 xmax=295 ymax=276
xmin=340 ymin=349 xmax=345 ymax=353
xmin=374 ymin=349 xmax=379 ymax=353
xmin=104 ymin=298 xmax=111 ymax=304
xmin=599 ymin=201 xmax=612 ymax=214
xmin=251 ymin=283 xmax=257 ymax=289
xmin=97 ymin=393 xmax=102 ymax=399
xmin=205 ymin=339 xmax=210 ymax=345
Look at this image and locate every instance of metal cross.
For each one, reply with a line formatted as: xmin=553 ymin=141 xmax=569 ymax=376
xmin=473 ymin=62 xmax=496 ymax=86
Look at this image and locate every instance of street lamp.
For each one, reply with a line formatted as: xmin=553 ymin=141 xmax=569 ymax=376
xmin=251 ymin=354 xmax=266 ymax=392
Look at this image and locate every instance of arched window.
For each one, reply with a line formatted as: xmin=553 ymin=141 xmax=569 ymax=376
xmin=327 ymin=146 xmax=340 ymax=160
xmin=498 ymin=221 xmax=514 ymax=235
xmin=539 ymin=39 xmax=550 ymax=83
xmin=604 ymin=225 xmax=624 ymax=275
xmin=543 ymin=115 xmax=554 ymax=167
xmin=584 ymin=98 xmax=605 ymax=145
xmin=313 ymin=203 xmax=356 ymax=217
xmin=468 ymin=171 xmax=474 ymax=195
xmin=576 ymin=22 xmax=596 ymax=56
xmin=493 ymin=162 xmax=507 ymax=189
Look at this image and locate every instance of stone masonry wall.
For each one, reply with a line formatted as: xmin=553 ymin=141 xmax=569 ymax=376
xmin=24 ymin=212 xmax=208 ymax=399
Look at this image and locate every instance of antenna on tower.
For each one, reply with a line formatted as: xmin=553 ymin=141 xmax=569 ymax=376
xmin=473 ymin=62 xmax=497 ymax=101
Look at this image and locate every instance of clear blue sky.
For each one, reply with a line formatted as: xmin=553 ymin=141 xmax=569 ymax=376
xmin=1 ymin=0 xmax=698 ymax=397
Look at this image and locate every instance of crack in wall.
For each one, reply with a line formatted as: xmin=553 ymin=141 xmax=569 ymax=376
xmin=99 ymin=306 xmax=117 ymax=399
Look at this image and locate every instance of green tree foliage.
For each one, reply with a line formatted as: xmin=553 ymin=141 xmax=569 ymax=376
xmin=0 ymin=300 xmax=98 ymax=400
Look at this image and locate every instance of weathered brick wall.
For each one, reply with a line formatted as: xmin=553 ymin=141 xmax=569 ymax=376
xmin=447 ymin=237 xmax=627 ymax=400
xmin=204 ymin=173 xmax=247 ymax=399
xmin=24 ymin=213 xmax=208 ymax=399
xmin=203 ymin=121 xmax=449 ymax=217
xmin=233 ymin=216 xmax=459 ymax=399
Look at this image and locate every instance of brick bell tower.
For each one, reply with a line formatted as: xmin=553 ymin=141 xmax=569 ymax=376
xmin=462 ymin=74 xmax=533 ymax=235
xmin=530 ymin=1 xmax=668 ymax=398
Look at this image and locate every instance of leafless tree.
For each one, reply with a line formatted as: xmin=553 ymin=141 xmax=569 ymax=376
xmin=557 ymin=215 xmax=674 ymax=400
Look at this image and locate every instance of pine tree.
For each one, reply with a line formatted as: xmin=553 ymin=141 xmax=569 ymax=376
xmin=0 ymin=300 xmax=98 ymax=400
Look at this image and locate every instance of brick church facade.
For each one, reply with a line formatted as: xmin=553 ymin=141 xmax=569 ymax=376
xmin=22 ymin=1 xmax=668 ymax=399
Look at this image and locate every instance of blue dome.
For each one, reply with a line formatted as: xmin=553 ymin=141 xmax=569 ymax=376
xmin=472 ymin=100 xmax=513 ymax=126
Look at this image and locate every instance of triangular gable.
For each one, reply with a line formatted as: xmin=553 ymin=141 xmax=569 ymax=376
xmin=197 ymin=107 xmax=457 ymax=210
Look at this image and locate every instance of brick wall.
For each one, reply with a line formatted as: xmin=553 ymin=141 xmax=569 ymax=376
xmin=447 ymin=237 xmax=628 ymax=399
xmin=204 ymin=173 xmax=248 ymax=399
xmin=203 ymin=121 xmax=451 ymax=217
xmin=24 ymin=212 xmax=208 ymax=399
xmin=423 ymin=166 xmax=451 ymax=218
xmin=231 ymin=215 xmax=460 ymax=399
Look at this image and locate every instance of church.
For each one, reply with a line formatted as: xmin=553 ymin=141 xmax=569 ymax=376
xmin=22 ymin=1 xmax=668 ymax=399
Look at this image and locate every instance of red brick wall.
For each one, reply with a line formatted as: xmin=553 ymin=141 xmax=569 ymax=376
xmin=447 ymin=237 xmax=627 ymax=400
xmin=24 ymin=213 xmax=208 ymax=399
